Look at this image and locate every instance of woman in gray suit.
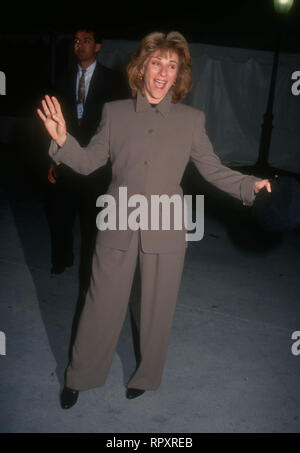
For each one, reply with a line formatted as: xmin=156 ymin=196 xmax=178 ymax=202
xmin=38 ymin=31 xmax=271 ymax=409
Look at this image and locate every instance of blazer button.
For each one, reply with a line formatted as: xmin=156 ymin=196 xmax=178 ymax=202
xmin=144 ymin=161 xmax=149 ymax=165
xmin=148 ymin=129 xmax=154 ymax=134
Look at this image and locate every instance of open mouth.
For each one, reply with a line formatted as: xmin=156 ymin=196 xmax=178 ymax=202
xmin=154 ymin=80 xmax=167 ymax=89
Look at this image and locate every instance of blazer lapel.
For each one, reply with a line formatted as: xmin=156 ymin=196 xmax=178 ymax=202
xmin=69 ymin=67 xmax=78 ymax=119
xmin=83 ymin=63 xmax=104 ymax=115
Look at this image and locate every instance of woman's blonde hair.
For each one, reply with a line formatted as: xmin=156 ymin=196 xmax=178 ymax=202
xmin=127 ymin=31 xmax=193 ymax=103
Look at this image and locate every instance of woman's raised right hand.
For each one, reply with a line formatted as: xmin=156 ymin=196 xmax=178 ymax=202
xmin=37 ymin=95 xmax=67 ymax=147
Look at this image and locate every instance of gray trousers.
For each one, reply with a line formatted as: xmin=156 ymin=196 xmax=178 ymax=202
xmin=66 ymin=231 xmax=186 ymax=391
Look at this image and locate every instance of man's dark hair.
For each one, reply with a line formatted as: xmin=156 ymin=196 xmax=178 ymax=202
xmin=73 ymin=25 xmax=102 ymax=44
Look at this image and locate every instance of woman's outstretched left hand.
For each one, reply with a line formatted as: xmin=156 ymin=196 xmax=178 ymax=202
xmin=254 ymin=179 xmax=272 ymax=194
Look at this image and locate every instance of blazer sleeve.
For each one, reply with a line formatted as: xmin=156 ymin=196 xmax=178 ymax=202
xmin=48 ymin=103 xmax=110 ymax=175
xmin=190 ymin=110 xmax=260 ymax=206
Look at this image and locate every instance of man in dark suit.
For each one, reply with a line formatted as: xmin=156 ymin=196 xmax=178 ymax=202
xmin=47 ymin=26 xmax=126 ymax=292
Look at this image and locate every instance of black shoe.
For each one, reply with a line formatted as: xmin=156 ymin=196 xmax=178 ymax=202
xmin=51 ymin=264 xmax=66 ymax=275
xmin=126 ymin=388 xmax=146 ymax=399
xmin=51 ymin=257 xmax=74 ymax=276
xmin=60 ymin=387 xmax=79 ymax=409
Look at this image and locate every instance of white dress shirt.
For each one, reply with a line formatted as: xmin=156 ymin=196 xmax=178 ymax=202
xmin=76 ymin=60 xmax=97 ymax=119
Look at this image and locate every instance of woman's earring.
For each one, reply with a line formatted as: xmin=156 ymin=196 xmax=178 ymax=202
xmin=173 ymin=80 xmax=176 ymax=87
xmin=138 ymin=72 xmax=144 ymax=81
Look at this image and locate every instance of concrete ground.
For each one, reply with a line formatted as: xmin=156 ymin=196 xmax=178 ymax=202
xmin=0 ymin=157 xmax=300 ymax=433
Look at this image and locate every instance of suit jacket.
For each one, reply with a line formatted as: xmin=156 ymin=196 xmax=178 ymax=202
xmin=53 ymin=61 xmax=127 ymax=192
xmin=49 ymin=90 xmax=260 ymax=253
xmin=56 ymin=61 xmax=127 ymax=147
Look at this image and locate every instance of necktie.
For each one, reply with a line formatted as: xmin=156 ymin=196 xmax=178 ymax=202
xmin=78 ymin=69 xmax=86 ymax=105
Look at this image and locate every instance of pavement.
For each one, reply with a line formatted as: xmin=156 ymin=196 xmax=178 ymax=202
xmin=0 ymin=149 xmax=300 ymax=433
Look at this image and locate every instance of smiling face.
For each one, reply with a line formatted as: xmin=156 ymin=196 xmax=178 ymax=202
xmin=141 ymin=49 xmax=179 ymax=104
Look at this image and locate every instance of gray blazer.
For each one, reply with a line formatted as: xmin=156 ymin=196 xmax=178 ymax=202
xmin=49 ymin=90 xmax=260 ymax=253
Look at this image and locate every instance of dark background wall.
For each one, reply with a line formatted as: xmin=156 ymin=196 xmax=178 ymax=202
xmin=1 ymin=0 xmax=300 ymax=46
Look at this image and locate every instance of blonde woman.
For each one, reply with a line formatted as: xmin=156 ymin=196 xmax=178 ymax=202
xmin=38 ymin=31 xmax=271 ymax=408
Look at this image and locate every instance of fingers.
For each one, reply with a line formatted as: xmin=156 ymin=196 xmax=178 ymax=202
xmin=47 ymin=96 xmax=65 ymax=127
xmin=38 ymin=95 xmax=66 ymax=131
xmin=51 ymin=96 xmax=63 ymax=116
xmin=37 ymin=97 xmax=53 ymax=121
xmin=262 ymin=179 xmax=272 ymax=193
xmin=48 ymin=165 xmax=56 ymax=183
xmin=39 ymin=95 xmax=62 ymax=119
xmin=37 ymin=108 xmax=47 ymax=122
xmin=45 ymin=95 xmax=64 ymax=121
xmin=254 ymin=179 xmax=272 ymax=194
xmin=45 ymin=94 xmax=56 ymax=116
xmin=39 ymin=98 xmax=52 ymax=119
xmin=48 ymin=173 xmax=56 ymax=184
